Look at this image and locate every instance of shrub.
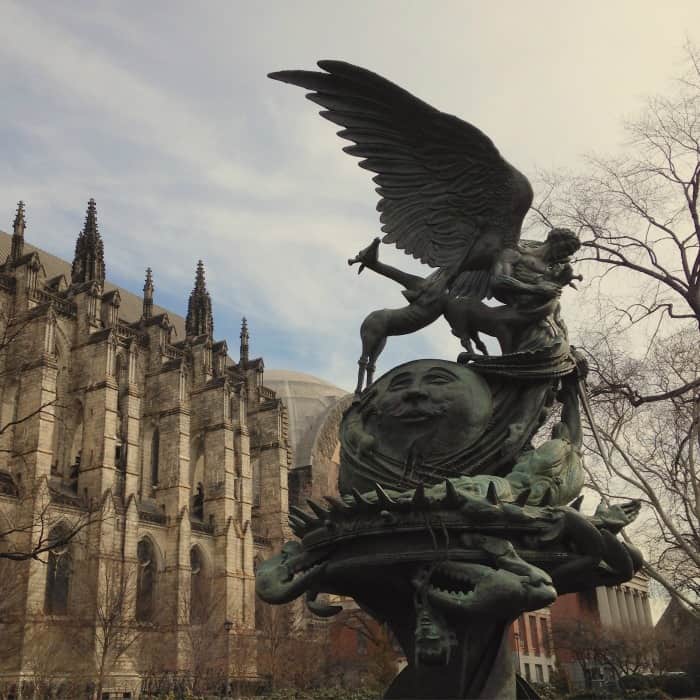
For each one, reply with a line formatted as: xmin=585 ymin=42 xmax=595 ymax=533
xmin=656 ymin=673 xmax=693 ymax=698
xmin=620 ymin=674 xmax=653 ymax=691
xmin=623 ymin=689 xmax=671 ymax=700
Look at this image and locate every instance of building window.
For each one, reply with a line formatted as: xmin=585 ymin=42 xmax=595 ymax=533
xmin=524 ymin=663 xmax=531 ymax=681
xmin=115 ymin=442 xmax=126 ymax=472
xmin=253 ymin=465 xmax=261 ymax=507
xmin=529 ymin=615 xmax=540 ymax=655
xmin=65 ymin=401 xmax=84 ymax=476
xmin=517 ymin=615 xmax=528 ymax=653
xmin=190 ymin=546 xmax=209 ymax=624
xmin=539 ymin=617 xmax=551 ymax=656
xmin=535 ymin=664 xmax=544 ymax=683
xmin=192 ymin=482 xmax=204 ymax=521
xmin=136 ymin=538 xmax=156 ymax=622
xmin=150 ymin=429 xmax=159 ymax=489
xmin=44 ymin=526 xmax=72 ymax=614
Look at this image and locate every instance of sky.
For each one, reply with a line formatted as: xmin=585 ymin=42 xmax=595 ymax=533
xmin=1 ymin=1 xmax=698 ymax=391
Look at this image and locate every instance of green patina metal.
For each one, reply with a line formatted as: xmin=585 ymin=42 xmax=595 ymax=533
xmin=259 ymin=60 xmax=641 ymax=699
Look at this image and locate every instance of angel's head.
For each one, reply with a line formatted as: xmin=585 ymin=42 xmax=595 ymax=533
xmin=544 ymin=228 xmax=580 ymax=262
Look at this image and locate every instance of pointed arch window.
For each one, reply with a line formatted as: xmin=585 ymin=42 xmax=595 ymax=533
xmin=65 ymin=401 xmax=84 ymax=478
xmin=192 ymin=482 xmax=204 ymax=521
xmin=136 ymin=538 xmax=156 ymax=622
xmin=190 ymin=546 xmax=210 ymax=624
xmin=150 ymin=429 xmax=160 ymax=490
xmin=45 ymin=525 xmax=72 ymax=615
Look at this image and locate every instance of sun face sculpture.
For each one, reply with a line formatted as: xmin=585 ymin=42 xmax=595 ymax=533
xmin=340 ymin=360 xmax=493 ymax=493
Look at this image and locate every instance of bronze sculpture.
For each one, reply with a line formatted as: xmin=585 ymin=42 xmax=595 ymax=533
xmin=258 ymin=61 xmax=641 ymax=699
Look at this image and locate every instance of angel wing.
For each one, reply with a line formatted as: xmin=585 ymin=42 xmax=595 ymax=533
xmin=269 ymin=60 xmax=534 ymax=296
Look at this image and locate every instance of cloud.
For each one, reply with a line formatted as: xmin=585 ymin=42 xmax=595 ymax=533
xmin=0 ymin=0 xmax=697 ymax=389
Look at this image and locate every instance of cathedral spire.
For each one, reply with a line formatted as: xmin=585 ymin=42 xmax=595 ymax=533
xmin=71 ymin=198 xmax=106 ymax=284
xmin=10 ymin=201 xmax=26 ymax=262
xmin=142 ymin=267 xmax=154 ymax=319
xmin=240 ymin=317 xmax=249 ymax=365
xmin=185 ymin=260 xmax=213 ymax=337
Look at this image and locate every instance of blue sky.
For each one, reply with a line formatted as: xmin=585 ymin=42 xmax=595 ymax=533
xmin=1 ymin=1 xmax=697 ymax=390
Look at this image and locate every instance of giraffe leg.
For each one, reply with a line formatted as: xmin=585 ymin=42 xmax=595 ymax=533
xmin=472 ymin=332 xmax=489 ymax=356
xmin=366 ymin=362 xmax=376 ymax=387
xmin=460 ymin=335 xmax=474 ymax=355
xmin=355 ymin=358 xmax=368 ymax=397
xmin=365 ymin=337 xmax=387 ymax=388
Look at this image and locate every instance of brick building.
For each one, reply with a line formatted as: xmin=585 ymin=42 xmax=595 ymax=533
xmin=0 ymin=201 xmax=291 ymax=695
xmin=549 ymin=573 xmax=653 ymax=689
xmin=511 ymin=609 xmax=557 ymax=685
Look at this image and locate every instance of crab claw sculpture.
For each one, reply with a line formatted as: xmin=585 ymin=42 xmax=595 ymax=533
xmin=256 ymin=471 xmax=642 ymax=698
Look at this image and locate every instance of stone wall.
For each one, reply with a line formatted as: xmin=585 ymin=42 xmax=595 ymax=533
xmin=0 ymin=218 xmax=290 ymax=692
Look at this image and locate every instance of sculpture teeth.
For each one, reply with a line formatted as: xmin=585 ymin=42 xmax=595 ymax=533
xmin=290 ymin=505 xmax=315 ymax=524
xmin=352 ymin=488 xmax=372 ymax=507
xmin=444 ymin=479 xmax=463 ymax=506
xmin=374 ymin=483 xmax=395 ymax=507
xmin=307 ymin=499 xmax=330 ymax=519
xmin=288 ymin=514 xmax=307 ymax=534
xmin=515 ymin=488 xmax=531 ymax=507
xmin=568 ymin=495 xmax=584 ymax=511
xmin=486 ymin=482 xmax=499 ymax=505
xmin=324 ymin=496 xmax=350 ymax=513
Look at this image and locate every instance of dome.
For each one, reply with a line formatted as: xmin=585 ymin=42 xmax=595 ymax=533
xmin=263 ymin=369 xmax=350 ymax=469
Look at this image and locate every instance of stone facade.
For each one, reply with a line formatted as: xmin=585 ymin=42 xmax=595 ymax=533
xmin=0 ymin=201 xmax=290 ymax=694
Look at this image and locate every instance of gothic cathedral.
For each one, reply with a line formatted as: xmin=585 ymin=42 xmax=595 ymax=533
xmin=0 ymin=200 xmax=292 ymax=694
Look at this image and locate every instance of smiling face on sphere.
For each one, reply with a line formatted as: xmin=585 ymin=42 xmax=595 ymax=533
xmin=372 ymin=359 xmax=492 ymax=458
xmin=377 ymin=363 xmax=461 ymax=424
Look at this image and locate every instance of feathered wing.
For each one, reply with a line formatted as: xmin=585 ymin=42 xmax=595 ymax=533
xmin=269 ymin=60 xmax=534 ymax=281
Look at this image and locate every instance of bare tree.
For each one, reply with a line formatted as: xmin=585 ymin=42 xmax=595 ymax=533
xmin=257 ymin=604 xmax=293 ymax=690
xmin=19 ymin=617 xmax=91 ymax=700
xmin=180 ymin=588 xmax=228 ymax=696
xmin=528 ymin=42 xmax=700 ymax=616
xmin=0 ymin=557 xmax=28 ymax=679
xmin=256 ymin=603 xmax=330 ymax=692
xmin=531 ymin=42 xmax=700 ymax=346
xmin=90 ymin=557 xmax=143 ymax=700
xmin=553 ymin=617 xmax=662 ymax=689
xmin=0 ymin=305 xmax=102 ymax=563
xmin=0 ymin=487 xmax=99 ymax=562
xmin=335 ymin=608 xmax=400 ymax=691
xmin=226 ymin=623 xmax=257 ymax=697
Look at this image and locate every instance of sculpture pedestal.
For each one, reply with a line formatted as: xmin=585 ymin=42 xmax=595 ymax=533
xmin=257 ymin=479 xmax=643 ymax=700
xmin=385 ymin=622 xmax=515 ymax=700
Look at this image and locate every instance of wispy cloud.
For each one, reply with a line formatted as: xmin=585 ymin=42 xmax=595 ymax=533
xmin=0 ymin=0 xmax=697 ymax=390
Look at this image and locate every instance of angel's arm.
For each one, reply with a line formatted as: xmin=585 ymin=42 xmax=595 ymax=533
xmin=365 ymin=260 xmax=426 ymax=291
xmin=492 ymin=248 xmax=519 ymax=278
xmin=350 ymin=239 xmax=426 ymax=291
xmin=492 ymin=250 xmax=562 ymax=298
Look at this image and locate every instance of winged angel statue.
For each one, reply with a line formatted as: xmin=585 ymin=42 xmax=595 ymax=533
xmin=270 ymin=61 xmax=581 ymax=395
xmin=261 ymin=62 xmax=643 ymax=700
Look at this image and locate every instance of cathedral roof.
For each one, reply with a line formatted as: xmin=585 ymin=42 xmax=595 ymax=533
xmin=0 ymin=230 xmax=186 ymax=338
xmin=0 ymin=230 xmax=349 ymax=466
xmin=262 ymin=369 xmax=349 ymax=469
